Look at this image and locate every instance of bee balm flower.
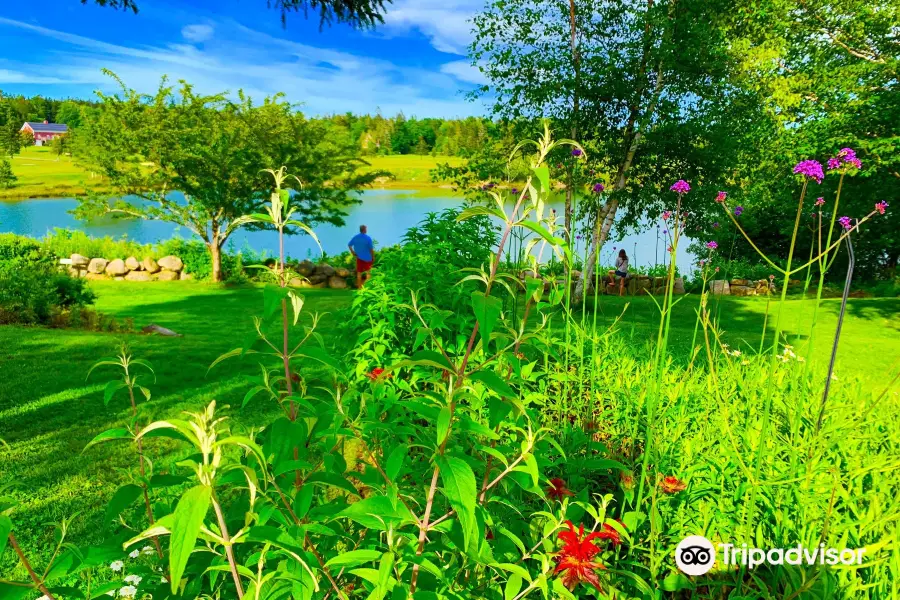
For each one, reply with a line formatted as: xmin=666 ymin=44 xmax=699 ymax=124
xmin=793 ymin=160 xmax=824 ymax=184
xmin=670 ymin=180 xmax=691 ymax=194
xmin=715 ymin=191 xmax=727 ymax=203
xmin=553 ymin=521 xmax=606 ymax=591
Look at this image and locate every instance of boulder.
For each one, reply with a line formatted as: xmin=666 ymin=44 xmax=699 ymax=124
xmin=113 ymin=275 xmax=126 ymax=281
xmin=571 ymin=270 xmax=582 ymax=279
xmin=310 ymin=282 xmax=327 ymax=289
xmin=157 ymin=270 xmax=179 ymax=281
xmin=289 ymin=277 xmax=311 ymax=288
xmin=125 ymin=271 xmax=151 ymax=282
xmin=317 ymin=264 xmax=336 ymax=278
xmin=673 ymin=278 xmax=686 ymax=294
xmin=309 ymin=274 xmax=327 ymax=285
xmin=328 ymin=275 xmax=348 ymax=289
xmin=68 ymin=267 xmax=86 ymax=278
xmin=653 ymin=277 xmax=667 ymax=287
xmin=105 ymin=259 xmax=129 ymax=276
xmin=731 ymin=285 xmax=756 ymax=297
xmin=335 ymin=267 xmax=351 ymax=278
xmin=70 ymin=253 xmax=90 ymax=268
xmin=87 ymin=258 xmax=108 ymax=274
xmin=710 ymin=280 xmax=730 ymax=295
xmin=180 ymin=272 xmax=193 ymax=281
xmin=755 ymin=280 xmax=770 ymax=295
xmin=85 ymin=272 xmax=107 ymax=281
xmin=730 ymin=278 xmax=750 ymax=286
xmin=158 ymin=256 xmax=183 ymax=272
xmin=125 ymin=256 xmax=141 ymax=271
xmin=297 ymin=260 xmax=315 ymax=276
xmin=142 ymin=257 xmax=160 ymax=274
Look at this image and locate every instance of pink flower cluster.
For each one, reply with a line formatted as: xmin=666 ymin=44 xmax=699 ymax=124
xmin=662 ymin=211 xmax=671 ymax=221
xmin=828 ymin=148 xmax=862 ymax=171
xmin=815 ymin=197 xmax=825 ymax=206
xmin=715 ymin=191 xmax=727 ymax=203
xmin=670 ymin=180 xmax=691 ymax=194
xmin=876 ymin=201 xmax=889 ymax=215
xmin=838 ymin=216 xmax=852 ymax=230
xmin=793 ymin=160 xmax=824 ymax=184
xmin=706 ymin=241 xmax=718 ymax=250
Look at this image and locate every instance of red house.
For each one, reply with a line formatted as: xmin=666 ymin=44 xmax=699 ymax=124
xmin=20 ymin=121 xmax=68 ymax=146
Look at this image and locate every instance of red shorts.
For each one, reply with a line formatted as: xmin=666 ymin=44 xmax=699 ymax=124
xmin=356 ymin=258 xmax=373 ymax=273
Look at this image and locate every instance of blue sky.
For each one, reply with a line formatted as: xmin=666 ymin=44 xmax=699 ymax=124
xmin=0 ymin=0 xmax=489 ymax=117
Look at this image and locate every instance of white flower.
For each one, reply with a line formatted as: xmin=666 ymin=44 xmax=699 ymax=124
xmin=129 ymin=549 xmax=140 ymax=559
xmin=118 ymin=585 xmax=137 ymax=598
xmin=125 ymin=574 xmax=142 ymax=585
xmin=141 ymin=545 xmax=155 ymax=555
xmin=110 ymin=560 xmax=124 ymax=572
xmin=731 ymin=350 xmax=742 ymax=357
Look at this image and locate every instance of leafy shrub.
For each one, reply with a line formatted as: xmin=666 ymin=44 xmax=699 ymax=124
xmin=41 ymin=228 xmax=151 ymax=261
xmin=0 ymin=158 xmax=16 ymax=189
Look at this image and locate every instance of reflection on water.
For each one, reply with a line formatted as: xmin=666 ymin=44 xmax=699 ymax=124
xmin=0 ymin=190 xmax=695 ymax=272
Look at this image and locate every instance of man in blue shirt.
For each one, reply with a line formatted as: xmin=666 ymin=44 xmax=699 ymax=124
xmin=347 ymin=224 xmax=375 ymax=288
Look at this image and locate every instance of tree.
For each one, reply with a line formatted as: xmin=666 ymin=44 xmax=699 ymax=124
xmin=471 ymin=0 xmax=770 ymax=299
xmin=0 ymin=104 xmax=26 ymax=158
xmin=55 ymin=101 xmax=84 ymax=129
xmin=0 ymin=159 xmax=16 ymax=189
xmin=75 ymin=74 xmax=379 ymax=282
xmin=50 ymin=134 xmax=68 ymax=161
xmin=82 ymin=0 xmax=392 ymax=27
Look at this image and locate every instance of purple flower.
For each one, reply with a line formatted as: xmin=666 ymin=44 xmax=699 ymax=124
xmin=734 ymin=206 xmax=744 ymax=216
xmin=576 ymin=234 xmax=583 ymax=240
xmin=571 ymin=148 xmax=583 ymax=157
xmin=612 ymin=246 xmax=617 ymax=251
xmin=815 ymin=197 xmax=825 ymax=206
xmin=828 ymin=148 xmax=862 ymax=172
xmin=793 ymin=160 xmax=824 ymax=184
xmin=847 ymin=157 xmax=862 ymax=169
xmin=662 ymin=211 xmax=671 ymax=221
xmin=662 ymin=229 xmax=668 ymax=234
xmin=670 ymin=180 xmax=691 ymax=194
xmin=715 ymin=191 xmax=727 ymax=203
xmin=838 ymin=148 xmax=857 ymax=161
xmin=593 ymin=183 xmax=605 ymax=193
xmin=712 ymin=222 xmax=720 ymax=228
xmin=511 ymin=187 xmax=519 ymax=194
xmin=875 ymin=201 xmax=888 ymax=215
xmin=838 ymin=216 xmax=852 ymax=230
xmin=827 ymin=157 xmax=842 ymax=171
xmin=706 ymin=241 xmax=718 ymax=250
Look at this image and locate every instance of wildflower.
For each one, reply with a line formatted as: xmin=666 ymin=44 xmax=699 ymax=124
xmin=715 ymin=191 xmax=727 ymax=203
xmin=576 ymin=234 xmax=582 ymax=240
xmin=734 ymin=206 xmax=744 ymax=216
xmin=670 ymin=180 xmax=691 ymax=194
xmin=815 ymin=197 xmax=825 ymax=206
xmin=571 ymin=148 xmax=583 ymax=157
xmin=793 ymin=160 xmax=824 ymax=184
xmin=827 ymin=157 xmax=842 ymax=171
xmin=118 ymin=585 xmax=137 ymax=598
xmin=511 ymin=187 xmax=519 ymax=194
xmin=667 ymin=246 xmax=673 ymax=253
xmin=706 ymin=241 xmax=718 ymax=250
xmin=830 ymin=373 xmax=839 ymax=381
xmin=712 ymin=222 xmax=719 ymax=228
xmin=124 ymin=575 xmax=142 ymax=585
xmin=612 ymin=246 xmax=616 ymax=251
xmin=838 ymin=216 xmax=852 ymax=230
xmin=596 ymin=522 xmax=623 ymax=547
xmin=486 ymin=528 xmax=494 ymax=540
xmin=110 ymin=560 xmax=124 ymax=572
xmin=715 ymin=267 xmax=720 ymax=273
xmin=556 ymin=163 xmax=564 ymax=169
xmin=662 ymin=211 xmax=671 ymax=221
xmin=769 ymin=274 xmax=775 ymax=280
xmin=547 ymin=477 xmax=575 ymax=501
xmin=698 ymin=259 xmax=706 ymax=267
xmin=129 ymin=549 xmax=140 ymax=559
xmin=365 ymin=367 xmax=391 ymax=381
xmin=876 ymin=201 xmax=888 ymax=215
xmin=742 ymin=359 xmax=750 ymax=366
xmin=730 ymin=350 xmax=742 ymax=357
xmin=797 ymin=356 xmax=806 ymax=363
xmin=554 ymin=521 xmax=606 ymax=591
xmin=660 ymin=476 xmax=687 ymax=494
xmin=619 ymin=471 xmax=635 ymax=491
xmin=662 ymin=229 xmax=668 ymax=234
xmin=141 ymin=545 xmax=154 ymax=555
xmin=593 ymin=183 xmax=604 ymax=193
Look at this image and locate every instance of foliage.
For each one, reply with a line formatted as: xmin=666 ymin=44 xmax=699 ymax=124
xmin=0 ymin=159 xmax=17 ymax=189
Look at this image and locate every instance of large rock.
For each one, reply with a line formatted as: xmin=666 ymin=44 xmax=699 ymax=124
xmin=70 ymin=253 xmax=90 ymax=268
xmin=157 ymin=270 xmax=179 ymax=281
xmin=142 ymin=257 xmax=160 ymax=274
xmin=87 ymin=258 xmax=108 ymax=274
xmin=673 ymin=278 xmax=686 ymax=294
xmin=125 ymin=256 xmax=141 ymax=271
xmin=730 ymin=278 xmax=750 ymax=286
xmin=158 ymin=256 xmax=183 ymax=272
xmin=731 ymin=285 xmax=756 ymax=297
xmin=68 ymin=267 xmax=86 ymax=278
xmin=335 ymin=267 xmax=351 ymax=278
xmin=297 ymin=260 xmax=314 ymax=276
xmin=105 ymin=259 xmax=129 ymax=276
xmin=328 ymin=275 xmax=348 ymax=289
xmin=125 ymin=270 xmax=151 ymax=282
xmin=85 ymin=272 xmax=108 ymax=281
xmin=317 ymin=264 xmax=336 ymax=278
xmin=289 ymin=277 xmax=311 ymax=288
xmin=308 ymin=274 xmax=327 ymax=285
xmin=180 ymin=272 xmax=193 ymax=281
xmin=755 ymin=280 xmax=770 ymax=295
xmin=710 ymin=280 xmax=730 ymax=295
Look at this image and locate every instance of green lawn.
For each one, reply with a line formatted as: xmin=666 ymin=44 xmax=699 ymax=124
xmin=1 ymin=148 xmax=462 ymax=199
xmin=1 ymin=282 xmax=897 ymax=572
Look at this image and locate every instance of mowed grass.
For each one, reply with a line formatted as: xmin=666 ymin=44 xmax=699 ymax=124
xmin=1 ymin=281 xmax=897 ymax=573
xmin=1 ymin=148 xmax=463 ymax=199
xmin=3 ymin=146 xmax=111 ymax=199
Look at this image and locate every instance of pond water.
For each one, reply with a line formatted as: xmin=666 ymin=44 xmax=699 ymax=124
xmin=0 ymin=190 xmax=695 ymax=273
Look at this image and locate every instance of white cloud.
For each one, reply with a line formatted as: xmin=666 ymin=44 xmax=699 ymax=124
xmin=181 ymin=24 xmax=214 ymax=43
xmin=381 ymin=0 xmax=482 ymax=55
xmin=0 ymin=16 xmax=486 ymax=118
xmin=440 ymin=60 xmax=487 ymax=85
xmin=0 ymin=69 xmax=74 ymax=84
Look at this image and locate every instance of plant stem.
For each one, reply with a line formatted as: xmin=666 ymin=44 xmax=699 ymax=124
xmin=126 ymin=374 xmax=163 ymax=559
xmin=211 ymin=492 xmax=245 ymax=599
xmin=8 ymin=533 xmax=55 ymax=599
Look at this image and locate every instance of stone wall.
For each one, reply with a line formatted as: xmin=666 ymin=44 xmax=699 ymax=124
xmin=710 ymin=278 xmax=776 ymax=296
xmin=288 ymin=260 xmax=353 ymax=289
xmin=65 ymin=254 xmax=190 ymax=282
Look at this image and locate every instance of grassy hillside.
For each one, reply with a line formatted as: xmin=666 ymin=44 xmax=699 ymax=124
xmin=0 ymin=147 xmax=464 ymax=199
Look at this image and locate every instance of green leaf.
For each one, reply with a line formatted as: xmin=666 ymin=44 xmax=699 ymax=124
xmin=436 ymin=406 xmax=452 ymax=446
xmin=0 ymin=583 xmax=30 ymax=600
xmin=264 ymin=284 xmax=290 ymax=319
xmin=525 ymin=276 xmax=543 ymax=302
xmin=377 ymin=552 xmax=394 ymax=590
xmin=531 ymin=165 xmax=550 ymax=193
xmin=0 ymin=515 xmax=11 ymax=557
xmin=104 ymin=484 xmax=142 ymax=528
xmin=661 ymin=572 xmax=692 ymax=592
xmin=471 ymin=291 xmax=502 ymax=351
xmin=385 ymin=444 xmax=408 ymax=482
xmin=335 ymin=495 xmax=414 ymax=531
xmin=457 ymin=205 xmax=507 ymax=222
xmin=103 ymin=380 xmax=127 ymax=406
xmin=468 ymin=370 xmax=516 ymax=398
xmin=436 ymin=456 xmax=477 ymax=552
xmin=293 ymin=485 xmax=314 ymax=520
xmin=83 ymin=428 xmax=132 ymax=452
xmin=505 ymin=574 xmax=523 ymax=600
xmin=169 ymin=485 xmax=211 ymax=594
xmin=296 ymin=346 xmax=345 ymax=374
xmin=305 ymin=472 xmax=359 ymax=497
xmin=324 ymin=549 xmax=382 ymax=570
xmin=391 ymin=350 xmax=455 ymax=372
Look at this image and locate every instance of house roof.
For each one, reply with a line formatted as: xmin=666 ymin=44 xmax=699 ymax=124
xmin=23 ymin=122 xmax=68 ymax=134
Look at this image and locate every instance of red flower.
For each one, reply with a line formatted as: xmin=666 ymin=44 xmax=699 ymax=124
xmin=596 ymin=522 xmax=624 ymax=547
xmin=554 ymin=521 xmax=606 ymax=591
xmin=619 ymin=471 xmax=635 ymax=491
xmin=486 ymin=528 xmax=494 ymax=540
xmin=547 ymin=478 xmax=574 ymax=501
xmin=365 ymin=367 xmax=391 ymax=381
xmin=660 ymin=475 xmax=687 ymax=494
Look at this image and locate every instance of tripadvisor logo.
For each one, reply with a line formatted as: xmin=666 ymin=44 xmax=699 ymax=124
xmin=675 ymin=535 xmax=867 ymax=576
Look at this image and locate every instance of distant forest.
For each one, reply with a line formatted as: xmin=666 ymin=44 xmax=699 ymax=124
xmin=0 ymin=91 xmax=502 ymax=157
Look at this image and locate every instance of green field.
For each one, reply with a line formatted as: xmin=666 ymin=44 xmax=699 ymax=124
xmin=1 ymin=280 xmax=897 ymax=575
xmin=1 ymin=147 xmax=462 ymax=199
